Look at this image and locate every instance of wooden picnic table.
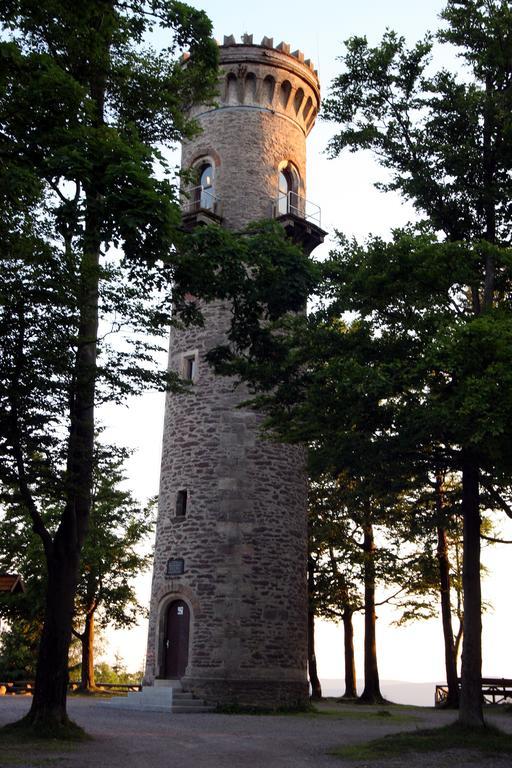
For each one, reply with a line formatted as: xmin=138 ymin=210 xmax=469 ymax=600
xmin=435 ymin=677 xmax=512 ymax=706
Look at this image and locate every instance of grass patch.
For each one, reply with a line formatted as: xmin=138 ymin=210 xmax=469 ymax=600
xmin=329 ymin=722 xmax=512 ymax=761
xmin=1 ymin=716 xmax=89 ymax=742
xmin=215 ymin=701 xmax=417 ymax=722
xmin=306 ymin=706 xmax=417 ymax=724
xmin=0 ymin=728 xmax=82 ymax=767
xmin=215 ymin=701 xmax=315 ymax=715
xmin=68 ymin=688 xmax=125 ymax=699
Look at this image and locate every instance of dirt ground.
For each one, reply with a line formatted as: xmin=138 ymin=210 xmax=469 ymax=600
xmin=0 ymin=696 xmax=511 ymax=768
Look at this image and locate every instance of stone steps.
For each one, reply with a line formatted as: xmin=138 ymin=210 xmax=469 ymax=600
xmin=103 ymin=681 xmax=214 ymax=714
xmin=172 ymin=692 xmax=214 ymax=713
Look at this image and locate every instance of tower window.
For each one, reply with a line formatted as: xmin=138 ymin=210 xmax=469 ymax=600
xmin=175 ymin=490 xmax=187 ymax=517
xmin=198 ymin=163 xmax=214 ymax=210
xmin=184 ymin=355 xmax=197 ymax=380
xmin=277 ymin=164 xmax=300 ymax=216
xmin=278 ymin=170 xmax=291 ymax=215
xmin=182 ymin=350 xmax=198 ymax=381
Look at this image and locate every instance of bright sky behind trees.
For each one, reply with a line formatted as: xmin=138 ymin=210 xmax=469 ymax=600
xmin=102 ymin=0 xmax=512 ymax=698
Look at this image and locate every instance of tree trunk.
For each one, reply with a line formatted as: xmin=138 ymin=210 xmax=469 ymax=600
xmin=358 ymin=522 xmax=385 ymax=704
xmin=458 ymin=455 xmax=484 ymax=727
xmin=454 ymin=619 xmax=464 ymax=668
xmin=307 ymin=554 xmax=322 ymax=700
xmin=436 ymin=524 xmax=459 ymax=708
xmin=482 ymin=72 xmax=496 ymax=310
xmin=341 ymin=607 xmax=357 ymax=699
xmin=308 ymin=607 xmax=322 ymax=700
xmin=25 ymin=25 xmax=108 ymax=722
xmin=26 ymin=182 xmax=101 ymax=730
xmin=79 ymin=612 xmax=96 ymax=692
xmin=25 ymin=548 xmax=79 ymax=727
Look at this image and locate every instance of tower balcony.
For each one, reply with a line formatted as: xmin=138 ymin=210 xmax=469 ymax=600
xmin=181 ymin=185 xmax=223 ymax=229
xmin=272 ymin=191 xmax=326 ymax=253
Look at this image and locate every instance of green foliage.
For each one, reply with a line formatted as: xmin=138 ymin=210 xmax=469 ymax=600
xmin=308 ymin=480 xmax=362 ymax=623
xmin=323 ymin=1 xmax=512 ymax=243
xmin=0 ymin=619 xmax=41 ymax=680
xmin=176 ymin=220 xmax=319 ymax=348
xmin=0 ymin=438 xmax=154 ymax=678
xmin=310 ymin=704 xmax=417 ymax=722
xmin=75 ymin=441 xmax=155 ymax=633
xmin=329 ymin=722 xmax=512 ymax=760
xmin=90 ymin=660 xmax=142 ymax=685
xmin=0 ymin=1 xmax=220 ymax=576
xmin=0 ymin=0 xmax=219 ymax=718
xmin=309 ymin=477 xmax=417 ymax=624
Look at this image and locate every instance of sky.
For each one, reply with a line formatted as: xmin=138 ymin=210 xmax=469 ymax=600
xmin=100 ymin=0 xmax=512 ymax=697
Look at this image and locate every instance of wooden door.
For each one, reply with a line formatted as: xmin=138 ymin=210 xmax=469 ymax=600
xmin=164 ymin=600 xmax=190 ymax=679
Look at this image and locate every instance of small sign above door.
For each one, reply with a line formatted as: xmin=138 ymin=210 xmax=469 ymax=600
xmin=166 ymin=557 xmax=185 ymax=576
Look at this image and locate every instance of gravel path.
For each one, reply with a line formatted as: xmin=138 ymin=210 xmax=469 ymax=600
xmin=0 ymin=696 xmax=511 ymax=768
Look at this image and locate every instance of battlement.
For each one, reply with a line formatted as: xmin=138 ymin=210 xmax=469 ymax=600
xmin=183 ymin=33 xmax=318 ymax=76
xmin=218 ymin=34 xmax=317 ymax=76
xmin=183 ymin=33 xmax=320 ymax=136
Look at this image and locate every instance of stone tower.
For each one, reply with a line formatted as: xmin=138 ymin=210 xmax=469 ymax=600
xmin=144 ymin=34 xmax=324 ymax=708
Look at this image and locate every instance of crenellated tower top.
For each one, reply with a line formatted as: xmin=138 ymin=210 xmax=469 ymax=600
xmin=182 ymin=34 xmax=321 ymax=136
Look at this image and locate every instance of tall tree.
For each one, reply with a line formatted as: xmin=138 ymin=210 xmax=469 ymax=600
xmin=217 ymin=225 xmax=512 ymax=724
xmin=0 ymin=0 xmax=218 ymax=731
xmin=389 ymin=475 xmax=464 ymax=708
xmin=321 ymin=1 xmax=512 ymax=726
xmin=309 ymin=476 xmax=425 ymax=705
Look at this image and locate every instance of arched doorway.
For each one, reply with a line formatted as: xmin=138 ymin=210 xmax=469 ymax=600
xmin=163 ymin=599 xmax=190 ymax=679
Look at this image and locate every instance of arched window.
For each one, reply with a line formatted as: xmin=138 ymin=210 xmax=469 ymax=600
xmin=244 ymin=72 xmax=257 ymax=103
xmin=279 ymin=80 xmax=292 ymax=109
xmin=278 ymin=169 xmax=292 ymax=215
xmin=303 ymin=96 xmax=313 ymax=122
xmin=226 ymin=73 xmax=238 ymax=104
xmin=263 ymin=75 xmax=275 ymax=105
xmin=293 ymin=88 xmax=305 ymax=115
xmin=197 ymin=163 xmax=214 ymax=210
xmin=277 ymin=163 xmax=300 ymax=216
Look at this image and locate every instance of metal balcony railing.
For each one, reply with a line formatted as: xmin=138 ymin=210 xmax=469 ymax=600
xmin=273 ymin=191 xmax=321 ymax=226
xmin=182 ymin=185 xmax=222 ymax=217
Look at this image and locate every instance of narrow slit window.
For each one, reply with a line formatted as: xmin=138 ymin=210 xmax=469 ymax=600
xmin=183 ymin=353 xmax=198 ymax=381
xmin=176 ymin=489 xmax=187 ymax=517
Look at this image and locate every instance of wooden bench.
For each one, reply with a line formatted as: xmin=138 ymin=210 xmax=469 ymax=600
xmin=435 ymin=677 xmax=512 ymax=706
xmin=0 ymin=680 xmax=142 ymax=695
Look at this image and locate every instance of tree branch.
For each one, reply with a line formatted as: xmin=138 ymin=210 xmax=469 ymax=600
xmin=375 ymin=586 xmax=405 ymax=607
xmin=480 ymin=479 xmax=512 ymax=518
xmin=481 ymin=533 xmax=512 ymax=545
